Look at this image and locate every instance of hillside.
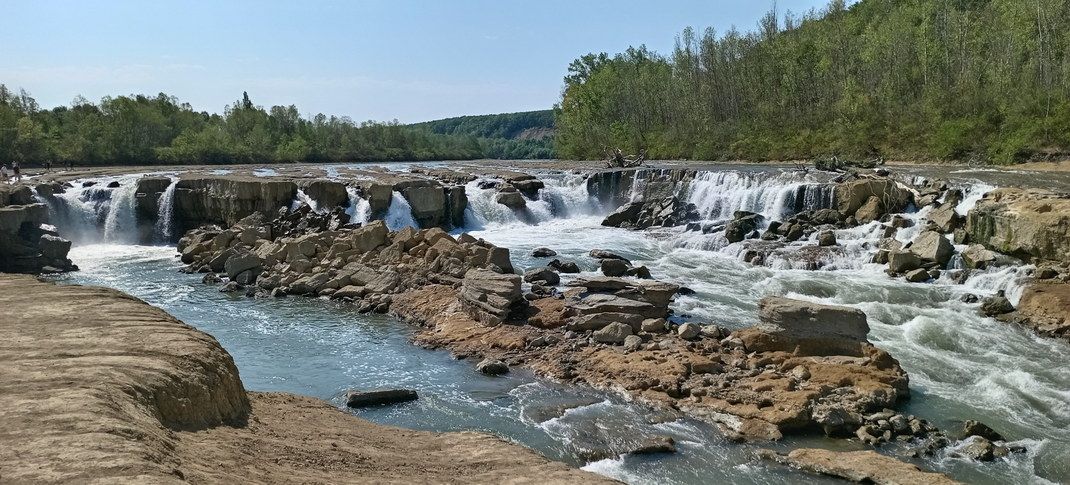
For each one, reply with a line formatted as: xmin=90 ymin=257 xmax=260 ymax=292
xmin=556 ymin=0 xmax=1070 ymax=164
xmin=413 ymin=110 xmax=555 ymax=159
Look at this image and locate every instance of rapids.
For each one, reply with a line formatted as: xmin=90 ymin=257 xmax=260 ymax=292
xmin=45 ymin=163 xmax=1070 ymax=484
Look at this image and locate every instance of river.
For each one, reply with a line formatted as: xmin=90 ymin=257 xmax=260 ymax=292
xmin=46 ymin=162 xmax=1070 ymax=484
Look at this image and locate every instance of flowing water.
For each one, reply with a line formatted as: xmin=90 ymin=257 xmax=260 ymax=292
xmin=46 ymin=164 xmax=1070 ymax=484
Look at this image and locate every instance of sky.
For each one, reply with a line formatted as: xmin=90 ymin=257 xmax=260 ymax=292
xmin=2 ymin=0 xmax=836 ymax=123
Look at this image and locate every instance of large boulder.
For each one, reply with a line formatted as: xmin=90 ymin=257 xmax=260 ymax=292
xmin=910 ymin=231 xmax=954 ymax=266
xmin=961 ymin=244 xmax=997 ymax=269
xmin=853 ymin=196 xmax=884 ymax=223
xmin=965 ymin=188 xmax=1070 ymax=264
xmin=592 ymin=322 xmax=633 ymax=344
xmin=38 ymin=234 xmax=72 ymax=261
xmin=523 ymin=266 xmax=560 ymax=286
xmin=724 ymin=212 xmax=764 ymax=243
xmin=459 ymin=269 xmax=523 ymax=325
xmin=224 ymin=249 xmax=262 ymax=280
xmin=739 ymin=297 xmax=870 ymax=355
xmin=927 ymin=204 xmax=962 ymax=233
xmin=364 ymin=183 xmax=394 ymax=215
xmin=834 ymin=178 xmax=913 ymax=216
xmin=887 ymin=250 xmax=922 ymax=273
xmin=301 ymin=180 xmax=349 ymax=209
xmin=351 ymin=220 xmax=388 ymax=252
xmin=401 ymin=184 xmax=447 ymax=228
xmin=602 ymin=201 xmax=644 ymax=227
xmin=495 ymin=189 xmax=527 ymax=210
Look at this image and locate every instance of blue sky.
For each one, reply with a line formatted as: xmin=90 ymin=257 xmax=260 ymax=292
xmin=2 ymin=0 xmax=836 ymax=122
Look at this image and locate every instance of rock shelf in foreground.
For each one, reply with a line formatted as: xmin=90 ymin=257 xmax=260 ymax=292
xmin=0 ymin=275 xmax=610 ymax=484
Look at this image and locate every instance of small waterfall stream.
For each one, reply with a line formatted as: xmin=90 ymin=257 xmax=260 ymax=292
xmin=153 ymin=178 xmax=178 ymax=241
xmin=346 ymin=186 xmax=372 ymax=224
xmin=384 ymin=191 xmax=418 ymax=230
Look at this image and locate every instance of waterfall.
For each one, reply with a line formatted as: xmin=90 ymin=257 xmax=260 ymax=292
xmin=102 ymin=181 xmax=138 ymax=243
xmin=384 ymin=191 xmax=418 ymax=230
xmin=686 ymin=170 xmax=835 ymax=222
xmin=463 ymin=175 xmax=603 ymax=229
xmin=153 ymin=178 xmax=178 ymax=242
xmin=290 ymin=188 xmax=321 ymax=213
xmin=345 ymin=186 xmax=371 ymax=224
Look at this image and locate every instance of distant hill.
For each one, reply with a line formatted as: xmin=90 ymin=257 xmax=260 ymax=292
xmin=412 ymin=110 xmax=555 ymax=159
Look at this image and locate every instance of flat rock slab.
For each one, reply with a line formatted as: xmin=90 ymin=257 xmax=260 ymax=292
xmin=762 ymin=448 xmax=961 ymax=485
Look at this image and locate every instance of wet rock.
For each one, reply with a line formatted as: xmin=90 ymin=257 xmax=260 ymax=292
xmin=812 ymin=408 xmax=863 ymax=437
xmin=854 ymin=196 xmax=884 ymax=223
xmin=548 ymin=259 xmax=580 ymax=273
xmin=905 ymin=268 xmax=930 ymax=283
xmin=476 ymin=359 xmax=509 ymax=376
xmin=1013 ymin=282 xmax=1070 ymax=341
xmin=532 ymin=247 xmax=557 ymax=257
xmin=589 ymin=249 xmax=629 ymax=262
xmin=345 ymin=389 xmax=419 ymax=408
xmin=911 ymin=231 xmax=954 ymax=266
xmin=600 ymin=259 xmax=631 ymax=277
xmin=495 ymin=189 xmax=526 ymax=210
xmin=725 ymin=212 xmax=764 ymax=244
xmin=961 ymin=244 xmax=996 ymax=270
xmin=602 ymin=201 xmax=644 ymax=227
xmin=818 ymin=231 xmax=837 ymax=247
xmin=959 ymin=437 xmax=996 ymax=461
xmin=962 ymin=420 xmax=1004 ymax=442
xmin=523 ymin=266 xmax=560 ymax=286
xmin=629 ymin=435 xmax=675 ymax=455
xmin=592 ymin=322 xmax=633 ymax=344
xmin=980 ymin=293 xmax=1014 ymax=317
xmin=761 ymin=448 xmax=960 ymax=484
xmin=219 ymin=281 xmax=243 ymax=293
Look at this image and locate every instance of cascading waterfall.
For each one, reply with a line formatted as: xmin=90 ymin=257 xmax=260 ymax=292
xmin=686 ymin=170 xmax=835 ymax=222
xmin=463 ymin=175 xmax=604 ymax=229
xmin=153 ymin=178 xmax=178 ymax=242
xmin=345 ymin=186 xmax=371 ymax=224
xmin=384 ymin=191 xmax=418 ymax=230
xmin=101 ymin=181 xmax=139 ymax=243
xmin=290 ymin=188 xmax=321 ymax=213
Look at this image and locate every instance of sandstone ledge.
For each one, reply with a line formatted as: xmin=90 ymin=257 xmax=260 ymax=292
xmin=0 ymin=275 xmax=610 ymax=484
xmin=760 ymin=448 xmax=961 ymax=484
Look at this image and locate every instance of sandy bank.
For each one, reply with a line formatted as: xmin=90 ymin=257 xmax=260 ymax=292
xmin=0 ymin=274 xmax=611 ymax=484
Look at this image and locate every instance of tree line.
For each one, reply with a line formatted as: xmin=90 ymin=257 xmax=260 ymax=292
xmin=555 ymin=0 xmax=1070 ymax=164
xmin=413 ymin=110 xmax=555 ymax=159
xmin=0 ymin=88 xmax=488 ymax=166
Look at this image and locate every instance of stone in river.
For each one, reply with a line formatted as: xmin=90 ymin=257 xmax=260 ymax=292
xmin=345 ymin=389 xmax=419 ymax=408
xmin=600 ymin=259 xmax=630 ymax=277
xmin=532 ymin=247 xmax=557 ymax=257
xmin=476 ymin=359 xmax=509 ymax=376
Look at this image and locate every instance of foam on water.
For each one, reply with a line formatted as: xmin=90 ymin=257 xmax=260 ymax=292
xmin=345 ymin=186 xmax=371 ymax=224
xmin=152 ymin=178 xmax=178 ymax=242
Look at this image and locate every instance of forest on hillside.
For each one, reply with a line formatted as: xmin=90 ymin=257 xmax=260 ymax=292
xmin=413 ymin=110 xmax=555 ymax=159
xmin=0 ymin=88 xmax=486 ymax=166
xmin=555 ymin=0 xmax=1070 ymax=164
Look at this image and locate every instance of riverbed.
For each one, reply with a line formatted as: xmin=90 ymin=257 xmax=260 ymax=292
xmin=48 ymin=162 xmax=1070 ymax=484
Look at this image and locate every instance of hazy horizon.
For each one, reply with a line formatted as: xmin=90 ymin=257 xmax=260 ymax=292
xmin=3 ymin=0 xmax=836 ymax=123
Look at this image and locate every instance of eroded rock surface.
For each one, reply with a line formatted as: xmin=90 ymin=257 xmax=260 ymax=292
xmin=0 ymin=274 xmax=611 ymax=484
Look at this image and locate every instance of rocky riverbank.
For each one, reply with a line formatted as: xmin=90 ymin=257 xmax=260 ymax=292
xmin=0 ymin=274 xmax=610 ymax=484
xmin=0 ymin=185 xmax=76 ymax=274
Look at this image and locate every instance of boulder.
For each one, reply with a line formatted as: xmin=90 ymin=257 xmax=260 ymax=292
xmin=549 ymin=259 xmax=580 ymax=273
xmin=532 ymin=247 xmax=557 ymax=257
xmin=739 ymin=297 xmax=870 ymax=355
xmin=589 ymin=249 xmax=629 ymax=262
xmin=401 ymin=185 xmax=447 ymax=228
xmin=959 ymin=437 xmax=996 ymax=462
xmin=600 ymin=259 xmax=631 ymax=277
xmin=910 ymin=231 xmax=954 ymax=266
xmin=301 ymin=180 xmax=349 ymax=209
xmin=602 ymin=201 xmax=644 ymax=227
xmin=904 ymin=268 xmax=930 ymax=283
xmin=365 ymin=183 xmax=394 ymax=215
xmin=961 ymin=244 xmax=996 ymax=270
xmin=224 ymin=249 xmax=262 ymax=280
xmin=724 ymin=212 xmax=764 ymax=243
xmin=592 ymin=322 xmax=633 ymax=344
xmin=854 ymin=196 xmax=884 ymax=223
xmin=629 ymin=436 xmax=676 ymax=455
xmin=818 ymin=231 xmax=837 ymax=247
xmin=345 ymin=389 xmax=419 ymax=408
xmin=476 ymin=359 xmax=509 ymax=376
xmin=495 ymin=190 xmax=527 ymax=210
xmin=887 ymin=250 xmax=922 ymax=273
xmin=980 ymin=294 xmax=1014 ymax=317
xmin=523 ymin=266 xmax=560 ymax=286
xmin=460 ymin=269 xmax=523 ymax=325
xmin=835 ymin=178 xmax=913 ymax=215
xmin=677 ymin=323 xmax=701 ymax=340
xmin=352 ymin=220 xmax=388 ymax=252
xmin=965 ymin=188 xmax=1070 ymax=264
xmin=38 ymin=234 xmax=72 ymax=261
xmin=962 ymin=420 xmax=1004 ymax=442
xmin=928 ymin=205 xmax=962 ymax=233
